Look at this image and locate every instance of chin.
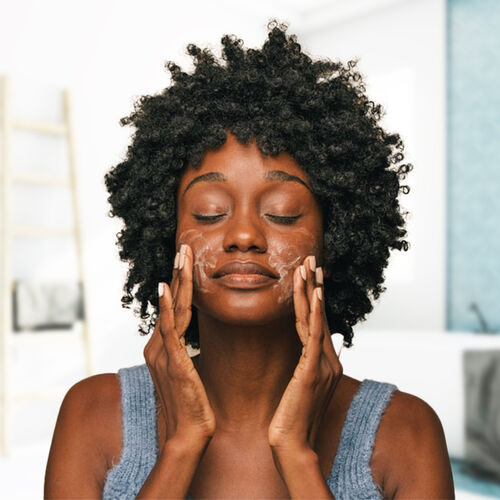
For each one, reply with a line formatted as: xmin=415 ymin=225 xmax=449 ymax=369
xmin=194 ymin=287 xmax=293 ymax=327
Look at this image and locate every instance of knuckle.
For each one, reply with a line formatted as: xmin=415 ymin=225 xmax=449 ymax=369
xmin=152 ymin=354 xmax=163 ymax=369
xmin=174 ymin=303 xmax=189 ymax=316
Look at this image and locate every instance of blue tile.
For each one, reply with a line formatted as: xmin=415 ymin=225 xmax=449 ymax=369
xmin=447 ymin=0 xmax=500 ymax=333
xmin=451 ymin=458 xmax=500 ymax=498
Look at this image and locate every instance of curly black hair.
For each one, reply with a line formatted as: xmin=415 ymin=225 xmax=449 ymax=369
xmin=104 ymin=19 xmax=412 ymax=350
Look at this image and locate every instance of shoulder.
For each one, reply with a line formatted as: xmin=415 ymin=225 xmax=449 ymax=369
xmin=66 ymin=373 xmax=123 ymax=466
xmin=63 ymin=373 xmax=121 ymax=441
xmin=374 ymin=388 xmax=455 ymax=499
xmin=65 ymin=372 xmax=120 ymax=409
xmin=44 ymin=373 xmax=122 ymax=497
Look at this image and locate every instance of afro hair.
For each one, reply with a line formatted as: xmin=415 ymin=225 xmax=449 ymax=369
xmin=104 ymin=19 xmax=412 ymax=350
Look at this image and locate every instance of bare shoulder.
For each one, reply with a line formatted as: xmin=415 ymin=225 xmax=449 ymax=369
xmin=66 ymin=372 xmax=120 ymax=414
xmin=64 ymin=373 xmax=122 ymax=461
xmin=375 ymin=388 xmax=455 ymax=499
xmin=44 ymin=373 xmax=122 ymax=498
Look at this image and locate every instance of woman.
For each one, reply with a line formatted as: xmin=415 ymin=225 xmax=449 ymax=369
xmin=44 ymin=21 xmax=455 ymax=499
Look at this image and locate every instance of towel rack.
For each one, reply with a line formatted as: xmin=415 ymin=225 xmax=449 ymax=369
xmin=0 ymin=75 xmax=94 ymax=456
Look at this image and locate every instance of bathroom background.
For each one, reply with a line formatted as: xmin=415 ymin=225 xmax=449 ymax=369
xmin=0 ymin=0 xmax=499 ymax=498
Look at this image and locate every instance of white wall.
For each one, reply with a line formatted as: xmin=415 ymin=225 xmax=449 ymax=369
xmin=0 ymin=0 xmax=302 ymax=450
xmin=299 ymin=0 xmax=447 ymax=333
xmin=0 ymin=1 xmax=289 ymax=381
xmin=0 ymin=0 xmax=449 ymax=451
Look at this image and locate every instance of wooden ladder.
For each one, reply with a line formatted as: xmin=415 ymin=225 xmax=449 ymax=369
xmin=0 ymin=75 xmax=94 ymax=456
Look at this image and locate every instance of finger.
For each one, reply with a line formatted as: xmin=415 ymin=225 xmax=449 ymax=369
xmin=305 ymin=255 xmax=333 ymax=361
xmin=302 ymin=287 xmax=324 ymax=375
xmin=317 ymin=288 xmax=342 ymax=368
xmin=312 ymin=279 xmax=342 ymax=422
xmin=158 ymin=281 xmax=182 ymax=351
xmin=293 ymin=265 xmax=309 ymax=345
xmin=170 ymin=249 xmax=182 ymax=300
xmin=173 ymin=244 xmax=193 ymax=336
xmin=314 ymin=264 xmax=329 ymax=341
xmin=303 ymin=255 xmax=317 ymax=307
xmin=316 ymin=282 xmax=337 ymax=364
xmin=313 ymin=266 xmax=341 ymax=364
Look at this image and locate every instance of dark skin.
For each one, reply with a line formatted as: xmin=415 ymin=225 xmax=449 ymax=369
xmin=178 ymin=130 xmax=336 ymax=451
xmin=44 ymin=132 xmax=455 ymax=499
xmin=141 ymin=132 xmax=455 ymax=499
xmin=143 ymin=131 xmax=341 ymax=498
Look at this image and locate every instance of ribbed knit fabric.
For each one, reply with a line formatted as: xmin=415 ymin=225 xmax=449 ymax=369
xmin=327 ymin=379 xmax=398 ymax=499
xmin=102 ymin=364 xmax=159 ymax=500
xmin=102 ymin=363 xmax=398 ymax=500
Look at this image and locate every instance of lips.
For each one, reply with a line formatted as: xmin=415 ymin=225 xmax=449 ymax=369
xmin=213 ymin=261 xmax=279 ymax=279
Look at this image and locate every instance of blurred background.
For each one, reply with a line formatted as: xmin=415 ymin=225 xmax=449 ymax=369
xmin=0 ymin=0 xmax=499 ymax=498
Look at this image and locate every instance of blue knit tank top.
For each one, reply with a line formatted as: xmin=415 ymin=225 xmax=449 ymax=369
xmin=102 ymin=363 xmax=398 ymax=500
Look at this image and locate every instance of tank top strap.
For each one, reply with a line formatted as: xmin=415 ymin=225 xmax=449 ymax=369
xmin=327 ymin=379 xmax=398 ymax=500
xmin=102 ymin=363 xmax=160 ymax=499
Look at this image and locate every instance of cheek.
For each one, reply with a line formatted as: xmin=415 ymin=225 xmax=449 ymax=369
xmin=176 ymin=228 xmax=219 ymax=293
xmin=177 ymin=226 xmax=323 ymax=308
xmin=268 ymin=227 xmax=322 ymax=304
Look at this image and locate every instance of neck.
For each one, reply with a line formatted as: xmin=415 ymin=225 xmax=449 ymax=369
xmin=192 ymin=310 xmax=302 ymax=433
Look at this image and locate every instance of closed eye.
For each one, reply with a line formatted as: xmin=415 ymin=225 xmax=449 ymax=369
xmin=265 ymin=214 xmax=301 ymax=225
xmin=192 ymin=214 xmax=302 ymax=225
xmin=192 ymin=214 xmax=226 ymax=224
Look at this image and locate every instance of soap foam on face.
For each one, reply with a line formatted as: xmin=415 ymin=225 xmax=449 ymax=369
xmin=177 ymin=229 xmax=218 ymax=294
xmin=267 ymin=227 xmax=318 ymax=304
xmin=177 ymin=226 xmax=318 ymax=305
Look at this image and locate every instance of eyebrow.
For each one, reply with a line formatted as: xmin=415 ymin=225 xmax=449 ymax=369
xmin=182 ymin=169 xmax=311 ymax=196
xmin=265 ymin=170 xmax=311 ymax=191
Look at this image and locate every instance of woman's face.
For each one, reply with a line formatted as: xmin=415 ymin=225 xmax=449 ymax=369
xmin=176 ymin=131 xmax=323 ymax=326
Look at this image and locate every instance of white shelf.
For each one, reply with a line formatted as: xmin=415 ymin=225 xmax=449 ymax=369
xmin=11 ymin=118 xmax=67 ymax=135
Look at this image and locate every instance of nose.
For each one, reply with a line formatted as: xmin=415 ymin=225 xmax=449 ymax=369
xmin=222 ymin=209 xmax=267 ymax=253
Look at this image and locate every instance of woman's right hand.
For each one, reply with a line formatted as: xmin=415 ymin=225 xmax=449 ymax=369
xmin=143 ymin=244 xmax=216 ymax=451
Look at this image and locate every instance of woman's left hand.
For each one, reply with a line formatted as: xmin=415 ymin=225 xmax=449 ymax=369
xmin=268 ymin=255 xmax=343 ymax=458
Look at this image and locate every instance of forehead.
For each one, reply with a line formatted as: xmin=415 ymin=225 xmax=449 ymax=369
xmin=179 ymin=132 xmax=309 ymax=188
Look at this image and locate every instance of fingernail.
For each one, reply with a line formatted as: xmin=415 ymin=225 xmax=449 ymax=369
xmin=180 ymin=244 xmax=187 ymax=255
xmin=174 ymin=252 xmax=180 ymax=269
xmin=300 ymin=265 xmax=306 ymax=281
xmin=179 ymin=252 xmax=185 ymax=270
xmin=315 ymin=266 xmax=323 ymax=285
xmin=309 ymin=256 xmax=316 ymax=272
xmin=158 ymin=282 xmax=164 ymax=297
xmin=315 ymin=287 xmax=322 ymax=301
